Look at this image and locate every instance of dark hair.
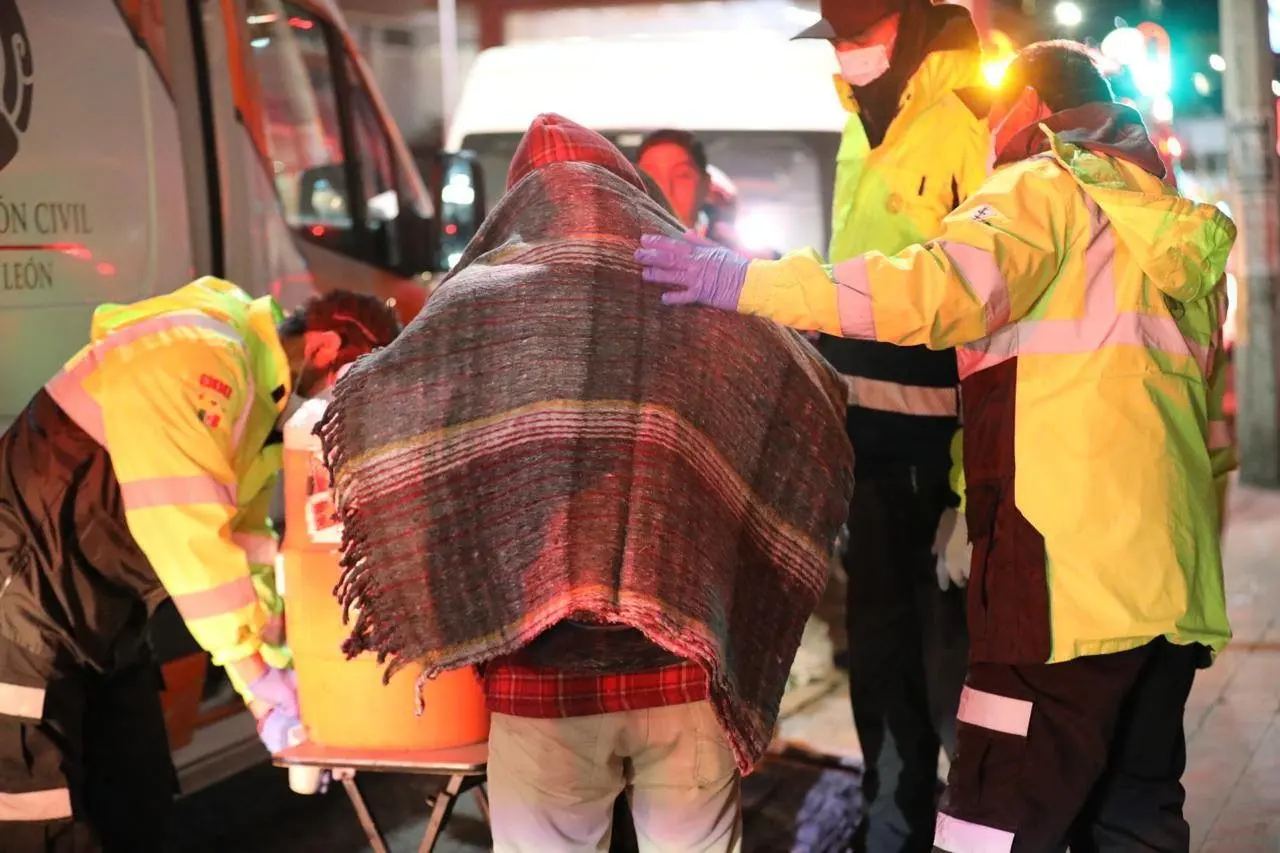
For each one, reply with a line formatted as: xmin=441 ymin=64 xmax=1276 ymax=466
xmin=636 ymin=129 xmax=709 ymax=174
xmin=278 ymin=290 xmax=402 ymax=359
xmin=1004 ymin=40 xmax=1115 ymax=114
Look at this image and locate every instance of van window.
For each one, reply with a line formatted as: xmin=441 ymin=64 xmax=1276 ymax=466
xmin=246 ymin=4 xmax=350 ymax=237
xmin=245 ymin=2 xmax=429 ymax=275
xmin=344 ymin=57 xmax=401 ymax=270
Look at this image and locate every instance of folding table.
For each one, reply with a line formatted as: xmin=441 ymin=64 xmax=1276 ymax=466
xmin=275 ymin=740 xmax=490 ymax=853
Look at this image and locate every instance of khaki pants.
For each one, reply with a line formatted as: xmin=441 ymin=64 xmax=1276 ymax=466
xmin=487 ymin=701 xmax=743 ymax=853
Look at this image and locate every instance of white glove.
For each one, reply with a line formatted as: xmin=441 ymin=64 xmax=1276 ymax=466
xmin=933 ymin=509 xmax=971 ymax=591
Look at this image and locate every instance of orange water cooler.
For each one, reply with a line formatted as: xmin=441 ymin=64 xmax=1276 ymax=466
xmin=280 ymin=398 xmax=490 ymax=752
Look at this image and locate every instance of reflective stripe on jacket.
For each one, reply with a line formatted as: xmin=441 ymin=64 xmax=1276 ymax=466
xmin=43 ymin=277 xmax=291 ymax=667
xmin=736 ymin=109 xmax=1236 ymax=663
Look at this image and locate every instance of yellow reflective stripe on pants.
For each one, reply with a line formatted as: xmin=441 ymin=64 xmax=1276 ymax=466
xmin=934 ymin=813 xmax=1015 ymax=853
xmin=0 ymin=788 xmax=73 ymax=822
xmin=0 ymin=683 xmax=45 ymax=720
xmin=842 ymin=375 xmax=958 ymax=417
xmin=170 ymin=575 xmax=259 ymax=621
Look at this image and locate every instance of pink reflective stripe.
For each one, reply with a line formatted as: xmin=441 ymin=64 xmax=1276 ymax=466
xmin=1209 ymin=420 xmax=1232 ymax=452
xmin=0 ymin=788 xmax=73 ymax=822
xmin=43 ymin=312 xmax=245 ymax=447
xmin=44 ymin=370 xmax=106 ymax=444
xmin=233 ymin=532 xmax=279 ymax=565
xmin=958 ymin=199 xmax=1202 ymax=380
xmin=957 ymin=686 xmax=1033 ymax=736
xmin=936 ymin=241 xmax=1011 ymax=330
xmin=832 ymin=256 xmax=877 ymax=339
xmin=120 ymin=475 xmax=236 ymax=510
xmin=171 ymin=576 xmax=260 ymax=621
xmin=934 ymin=813 xmax=1015 ymax=853
xmin=0 ymin=683 xmax=45 ymax=720
xmin=844 ymin=375 xmax=958 ymax=417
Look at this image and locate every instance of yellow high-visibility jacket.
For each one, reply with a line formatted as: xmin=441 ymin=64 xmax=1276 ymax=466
xmin=821 ymin=11 xmax=988 ymax=478
xmin=46 ymin=277 xmax=292 ymax=671
xmin=735 ymin=106 xmax=1236 ymax=663
xmin=828 ymin=37 xmax=989 ymax=263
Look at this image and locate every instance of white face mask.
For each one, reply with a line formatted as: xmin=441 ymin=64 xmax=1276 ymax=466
xmin=837 ymin=45 xmax=891 ymax=87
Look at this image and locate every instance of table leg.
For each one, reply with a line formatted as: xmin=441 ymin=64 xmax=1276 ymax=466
xmin=473 ymin=782 xmax=491 ymax=824
xmin=342 ymin=775 xmax=391 ymax=853
xmin=418 ymin=774 xmax=465 ymax=853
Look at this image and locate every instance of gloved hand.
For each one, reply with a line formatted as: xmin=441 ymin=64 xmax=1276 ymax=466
xmin=933 ymin=508 xmax=971 ymax=591
xmin=247 ymin=665 xmax=300 ymax=720
xmin=258 ymin=707 xmax=302 ymax=755
xmin=634 ymin=232 xmax=752 ymax=309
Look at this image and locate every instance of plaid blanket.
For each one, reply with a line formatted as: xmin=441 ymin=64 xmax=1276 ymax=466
xmin=318 ymin=114 xmax=854 ymax=772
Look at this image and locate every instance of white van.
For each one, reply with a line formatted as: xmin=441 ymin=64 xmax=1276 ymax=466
xmin=445 ymin=33 xmax=847 ymax=257
xmin=0 ymin=0 xmax=481 ymax=792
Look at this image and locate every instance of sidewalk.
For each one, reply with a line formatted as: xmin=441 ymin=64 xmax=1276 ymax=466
xmin=779 ymin=483 xmax=1280 ymax=852
xmin=1185 ymin=483 xmax=1280 ymax=852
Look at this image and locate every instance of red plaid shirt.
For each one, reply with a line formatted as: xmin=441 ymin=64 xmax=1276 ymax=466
xmin=485 ymin=660 xmax=709 ymax=719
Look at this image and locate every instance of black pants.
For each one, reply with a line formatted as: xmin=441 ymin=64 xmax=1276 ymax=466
xmin=935 ymin=638 xmax=1201 ymax=853
xmin=1 ymin=391 xmax=176 ymax=851
xmin=0 ymin=659 xmax=176 ymax=853
xmin=846 ymin=470 xmax=969 ymax=853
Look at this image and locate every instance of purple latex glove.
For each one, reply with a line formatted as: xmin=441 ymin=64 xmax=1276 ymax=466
xmin=634 ymin=232 xmax=751 ymax=310
xmin=258 ymin=708 xmax=301 ymax=755
xmin=249 ymin=667 xmax=299 ymax=719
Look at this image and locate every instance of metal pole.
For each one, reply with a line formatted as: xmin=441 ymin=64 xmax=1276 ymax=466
xmin=439 ymin=0 xmax=460 ymax=139
xmin=1221 ymin=0 xmax=1280 ymax=487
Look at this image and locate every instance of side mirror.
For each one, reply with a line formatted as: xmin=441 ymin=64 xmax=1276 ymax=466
xmin=435 ymin=152 xmax=485 ymax=272
xmin=296 ymin=164 xmax=352 ymax=228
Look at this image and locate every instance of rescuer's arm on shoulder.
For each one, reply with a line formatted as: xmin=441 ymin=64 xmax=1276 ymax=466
xmin=840 ymin=158 xmax=1072 ymax=350
xmin=101 ymin=338 xmax=270 ymax=673
xmin=1207 ymin=287 xmax=1237 ymax=530
xmin=736 ymin=246 xmax=844 ymax=335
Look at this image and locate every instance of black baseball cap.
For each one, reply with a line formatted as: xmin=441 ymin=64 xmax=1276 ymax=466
xmin=792 ymin=0 xmax=903 ymax=41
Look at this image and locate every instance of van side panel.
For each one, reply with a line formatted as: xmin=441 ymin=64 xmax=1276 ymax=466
xmin=0 ymin=1 xmax=193 ymax=427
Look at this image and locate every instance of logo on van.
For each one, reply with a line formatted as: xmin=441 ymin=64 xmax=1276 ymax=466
xmin=0 ymin=0 xmax=33 ymax=173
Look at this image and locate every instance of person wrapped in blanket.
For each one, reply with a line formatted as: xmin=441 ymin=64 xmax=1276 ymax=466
xmin=315 ymin=112 xmax=854 ymax=853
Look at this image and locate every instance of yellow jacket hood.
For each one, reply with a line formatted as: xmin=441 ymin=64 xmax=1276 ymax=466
xmin=998 ymin=103 xmax=1237 ymax=304
xmin=1056 ymin=140 xmax=1237 ymax=304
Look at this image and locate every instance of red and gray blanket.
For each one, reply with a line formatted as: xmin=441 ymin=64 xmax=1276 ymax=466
xmin=318 ymin=114 xmax=854 ymax=772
